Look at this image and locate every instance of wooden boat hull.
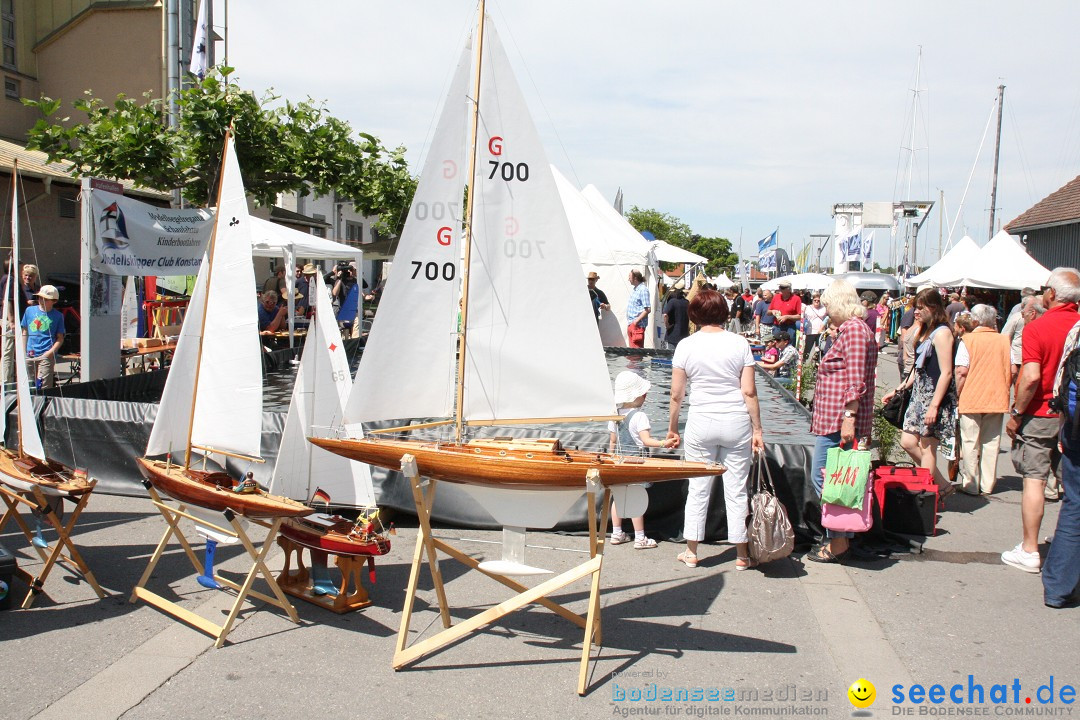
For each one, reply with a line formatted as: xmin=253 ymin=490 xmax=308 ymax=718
xmin=308 ymin=436 xmax=724 ymax=489
xmin=0 ymin=448 xmax=93 ymax=497
xmin=136 ymin=458 xmax=313 ymax=519
xmin=280 ymin=514 xmax=391 ymax=557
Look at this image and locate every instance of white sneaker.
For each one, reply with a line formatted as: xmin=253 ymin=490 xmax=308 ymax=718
xmin=1001 ymin=543 xmax=1041 ymax=573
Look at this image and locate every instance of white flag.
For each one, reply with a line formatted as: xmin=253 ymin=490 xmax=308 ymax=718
xmin=862 ymin=230 xmax=875 ymax=267
xmin=189 ymin=0 xmax=209 ymax=79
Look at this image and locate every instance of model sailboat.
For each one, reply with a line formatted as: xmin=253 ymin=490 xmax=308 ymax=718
xmin=136 ymin=133 xmax=310 ymax=519
xmin=311 ymin=13 xmax=720 ymax=490
xmin=270 ymin=273 xmax=390 ymax=557
xmin=0 ymin=163 xmax=94 ymax=498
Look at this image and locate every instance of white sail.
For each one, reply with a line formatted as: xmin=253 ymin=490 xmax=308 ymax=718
xmin=272 ymin=274 xmax=374 ymax=506
xmin=344 ymin=44 xmax=472 ymax=426
xmin=146 ymin=135 xmax=263 ymax=460
xmin=8 ymin=178 xmax=46 ymax=461
xmin=462 ymin=20 xmax=615 ymax=422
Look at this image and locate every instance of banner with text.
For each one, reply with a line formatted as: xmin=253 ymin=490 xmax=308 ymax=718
xmin=90 ymin=190 xmax=213 ymax=276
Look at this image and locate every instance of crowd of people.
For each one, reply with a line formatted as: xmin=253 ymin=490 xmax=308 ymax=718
xmin=597 ymin=265 xmax=1079 ymax=609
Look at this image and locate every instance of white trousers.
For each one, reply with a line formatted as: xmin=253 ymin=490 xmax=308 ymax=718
xmin=959 ymin=412 xmax=1004 ymax=494
xmin=682 ymin=410 xmax=753 ymax=543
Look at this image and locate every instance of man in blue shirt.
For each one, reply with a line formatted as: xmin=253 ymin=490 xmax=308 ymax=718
xmin=21 ymin=284 xmax=65 ymax=388
xmin=625 ymin=269 xmax=651 ymax=348
xmin=257 ymin=290 xmax=287 ymax=334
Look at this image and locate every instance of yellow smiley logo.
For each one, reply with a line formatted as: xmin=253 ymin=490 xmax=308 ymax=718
xmin=848 ymin=678 xmax=876 ymax=709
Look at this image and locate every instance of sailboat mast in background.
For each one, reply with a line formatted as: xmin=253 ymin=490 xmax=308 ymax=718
xmin=988 ymin=84 xmax=1005 ymax=241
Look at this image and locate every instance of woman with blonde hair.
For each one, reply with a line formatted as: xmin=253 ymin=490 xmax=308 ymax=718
xmin=806 ymin=280 xmax=878 ymax=563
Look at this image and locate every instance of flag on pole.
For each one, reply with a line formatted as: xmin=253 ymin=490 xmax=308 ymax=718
xmin=189 ymin=0 xmax=210 ymax=79
xmin=839 ymin=230 xmax=862 ymax=262
xmin=795 ymin=241 xmax=811 ymax=273
xmin=757 ymin=230 xmax=777 ymax=271
xmin=861 ymin=230 xmax=875 ymax=268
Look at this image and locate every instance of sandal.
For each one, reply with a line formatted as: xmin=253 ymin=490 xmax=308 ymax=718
xmin=634 ymin=537 xmax=658 ymax=550
xmin=805 ymin=546 xmax=847 ymax=564
xmin=609 ymin=531 xmax=631 ymax=545
xmin=735 ymin=556 xmax=758 ymax=571
xmin=676 ymin=550 xmax=698 ymax=568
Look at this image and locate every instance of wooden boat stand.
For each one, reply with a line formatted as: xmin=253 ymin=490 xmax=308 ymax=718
xmin=275 ymin=535 xmax=374 ymax=613
xmin=130 ymin=482 xmax=299 ymax=648
xmin=393 ymin=455 xmax=611 ymax=695
xmin=0 ymin=480 xmax=105 ymax=609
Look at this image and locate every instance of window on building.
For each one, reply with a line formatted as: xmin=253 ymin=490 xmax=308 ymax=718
xmin=345 ymin=220 xmax=363 ymax=246
xmin=310 ymin=227 xmax=326 ymax=238
xmin=3 ymin=76 xmax=17 ymax=100
xmin=1 ymin=0 xmax=15 ymax=70
xmin=57 ymin=189 xmax=78 ymax=218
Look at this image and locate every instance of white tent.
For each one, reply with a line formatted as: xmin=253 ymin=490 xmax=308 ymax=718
xmin=761 ymin=272 xmax=833 ymax=292
xmin=553 ymin=168 xmax=661 ymax=348
xmin=708 ymin=274 xmax=736 ymax=289
xmin=960 ymin=230 xmax=1052 ymax=290
xmin=651 ymin=239 xmax=706 ymax=265
xmin=249 ymin=216 xmax=363 ymax=344
xmin=905 ymin=235 xmax=981 ymax=287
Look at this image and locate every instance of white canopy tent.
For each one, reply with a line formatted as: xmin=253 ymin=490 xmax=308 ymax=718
xmin=249 ymin=216 xmax=363 ymax=345
xmin=552 ymin=167 xmax=661 ymax=347
xmin=761 ymin=272 xmax=833 ymax=292
xmin=905 ymin=235 xmax=981 ymax=287
xmin=958 ymin=230 xmax=1052 ymax=290
xmin=651 ymin=239 xmax=706 ymax=265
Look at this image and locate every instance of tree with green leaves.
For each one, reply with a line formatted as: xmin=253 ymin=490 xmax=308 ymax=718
xmin=23 ymin=69 xmax=416 ymax=237
xmin=625 ymin=206 xmax=738 ymax=277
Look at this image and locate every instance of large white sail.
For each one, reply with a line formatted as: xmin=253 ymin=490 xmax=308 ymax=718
xmin=8 ymin=179 xmax=46 ymax=461
xmin=272 ymin=274 xmax=373 ymax=506
xmin=462 ymin=20 xmax=615 ymax=422
xmin=344 ymin=45 xmax=472 ymax=426
xmin=146 ymin=135 xmax=263 ymax=460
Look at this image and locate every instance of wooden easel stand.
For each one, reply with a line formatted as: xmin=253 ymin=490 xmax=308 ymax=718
xmin=393 ymin=456 xmax=610 ymax=695
xmin=0 ymin=481 xmax=105 ymax=608
xmin=129 ymin=482 xmax=299 ymax=648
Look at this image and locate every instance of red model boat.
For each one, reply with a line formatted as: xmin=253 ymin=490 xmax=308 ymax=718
xmin=136 ymin=458 xmax=313 ymax=519
xmin=279 ymin=512 xmax=391 ymax=557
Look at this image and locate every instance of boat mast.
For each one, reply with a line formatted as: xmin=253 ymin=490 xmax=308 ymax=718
xmin=453 ymin=0 xmax=487 ymax=444
xmin=988 ymin=84 xmax=1005 ymax=241
xmin=181 ymin=129 xmax=233 ymax=468
xmin=8 ymin=160 xmax=24 ymax=458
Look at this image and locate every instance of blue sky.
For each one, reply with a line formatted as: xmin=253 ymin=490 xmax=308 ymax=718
xmin=224 ymin=1 xmax=1080 ymax=269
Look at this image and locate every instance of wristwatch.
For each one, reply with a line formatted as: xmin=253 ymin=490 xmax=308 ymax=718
xmin=843 ymin=410 xmax=857 ymax=419
xmin=1009 ymin=408 xmax=1022 ymax=418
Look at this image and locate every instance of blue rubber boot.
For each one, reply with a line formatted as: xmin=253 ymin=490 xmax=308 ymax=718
xmin=197 ymin=539 xmax=224 ymax=590
xmin=30 ymin=513 xmax=48 ymax=549
xmin=310 ymin=554 xmax=338 ymax=597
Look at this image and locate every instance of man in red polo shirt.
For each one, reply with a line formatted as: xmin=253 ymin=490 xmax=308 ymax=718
xmin=1001 ymin=267 xmax=1080 ymax=573
xmin=767 ymin=280 xmax=802 ymax=344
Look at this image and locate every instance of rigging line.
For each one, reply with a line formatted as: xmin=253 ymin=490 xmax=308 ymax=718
xmin=491 ymin=2 xmax=579 ymax=189
xmin=1004 ymin=99 xmax=1037 ymax=212
xmin=947 ymin=98 xmax=997 ymax=245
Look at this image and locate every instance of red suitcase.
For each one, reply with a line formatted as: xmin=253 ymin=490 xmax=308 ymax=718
xmin=873 ymin=464 xmax=938 ymax=537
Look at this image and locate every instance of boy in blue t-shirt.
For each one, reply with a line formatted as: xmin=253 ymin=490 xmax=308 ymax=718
xmin=21 ymin=284 xmax=65 ymax=388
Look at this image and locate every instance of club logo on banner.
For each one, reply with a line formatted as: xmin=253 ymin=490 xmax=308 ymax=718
xmin=757 ymin=230 xmax=777 ymax=271
xmin=90 ymin=189 xmax=214 ymax=276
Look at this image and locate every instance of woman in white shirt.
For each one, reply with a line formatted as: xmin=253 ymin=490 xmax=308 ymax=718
xmin=666 ymin=289 xmax=765 ymax=570
xmin=802 ymin=292 xmax=828 ymax=361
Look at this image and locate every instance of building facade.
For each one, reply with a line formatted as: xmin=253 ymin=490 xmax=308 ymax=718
xmin=1004 ymin=174 xmax=1080 ymax=271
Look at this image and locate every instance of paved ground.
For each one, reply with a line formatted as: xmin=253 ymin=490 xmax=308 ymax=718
xmin=1 ymin=345 xmax=1075 ymax=720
